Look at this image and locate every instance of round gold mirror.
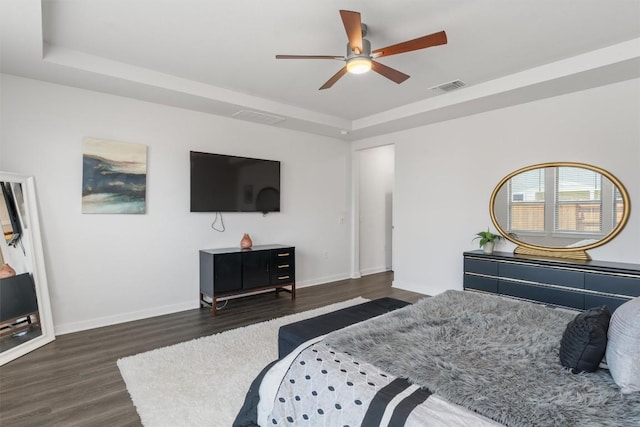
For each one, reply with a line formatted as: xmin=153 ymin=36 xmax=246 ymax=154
xmin=490 ymin=162 xmax=630 ymax=260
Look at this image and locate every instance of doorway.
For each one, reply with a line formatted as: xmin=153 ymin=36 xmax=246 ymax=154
xmin=357 ymin=144 xmax=394 ymax=276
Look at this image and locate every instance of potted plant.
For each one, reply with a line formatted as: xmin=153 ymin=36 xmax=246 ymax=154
xmin=473 ymin=229 xmax=503 ymax=254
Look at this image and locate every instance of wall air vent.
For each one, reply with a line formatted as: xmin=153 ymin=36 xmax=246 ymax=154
xmin=232 ymin=110 xmax=286 ymax=125
xmin=429 ymin=79 xmax=467 ymax=92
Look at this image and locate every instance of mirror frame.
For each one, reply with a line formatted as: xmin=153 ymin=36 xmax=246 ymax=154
xmin=0 ymin=172 xmax=55 ymax=366
xmin=489 ymin=162 xmax=631 ymax=260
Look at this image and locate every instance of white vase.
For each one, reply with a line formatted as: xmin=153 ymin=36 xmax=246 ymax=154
xmin=483 ymin=241 xmax=495 ymax=254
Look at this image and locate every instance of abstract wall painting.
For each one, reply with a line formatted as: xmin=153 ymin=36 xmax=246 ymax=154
xmin=82 ymin=138 xmax=147 ymax=214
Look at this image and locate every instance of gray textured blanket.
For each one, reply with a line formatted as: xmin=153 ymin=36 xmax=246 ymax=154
xmin=325 ymin=290 xmax=640 ymax=427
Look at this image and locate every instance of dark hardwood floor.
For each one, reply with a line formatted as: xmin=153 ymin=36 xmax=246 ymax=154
xmin=0 ymin=272 xmax=424 ymax=427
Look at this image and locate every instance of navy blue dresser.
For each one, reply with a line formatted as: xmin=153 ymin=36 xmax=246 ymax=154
xmin=463 ymin=250 xmax=640 ymax=312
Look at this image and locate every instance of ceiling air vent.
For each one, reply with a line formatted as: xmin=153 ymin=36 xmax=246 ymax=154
xmin=429 ymin=79 xmax=467 ymax=92
xmin=232 ymin=110 xmax=285 ymax=125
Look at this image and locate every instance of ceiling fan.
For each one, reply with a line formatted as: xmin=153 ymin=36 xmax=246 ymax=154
xmin=275 ymin=10 xmax=447 ymax=90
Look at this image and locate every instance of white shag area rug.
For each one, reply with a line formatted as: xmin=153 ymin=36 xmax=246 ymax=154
xmin=117 ymin=297 xmax=368 ymax=426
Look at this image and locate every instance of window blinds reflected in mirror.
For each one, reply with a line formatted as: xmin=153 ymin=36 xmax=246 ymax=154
xmin=508 ymin=168 xmax=545 ymax=232
xmin=555 ymin=167 xmax=603 ymax=233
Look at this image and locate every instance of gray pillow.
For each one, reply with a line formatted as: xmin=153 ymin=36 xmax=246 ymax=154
xmin=606 ymin=296 xmax=640 ymax=394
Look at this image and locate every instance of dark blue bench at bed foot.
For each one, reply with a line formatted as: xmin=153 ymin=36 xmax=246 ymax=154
xmin=278 ymin=297 xmax=411 ymax=358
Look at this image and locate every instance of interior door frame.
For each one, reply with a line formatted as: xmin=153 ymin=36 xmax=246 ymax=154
xmin=349 ymin=142 xmax=395 ymax=278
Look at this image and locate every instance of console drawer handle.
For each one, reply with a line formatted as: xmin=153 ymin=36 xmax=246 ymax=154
xmin=278 ymin=275 xmax=290 ymax=280
xmin=277 ymin=253 xmax=290 ymax=257
xmin=278 ymin=264 xmax=290 ymax=268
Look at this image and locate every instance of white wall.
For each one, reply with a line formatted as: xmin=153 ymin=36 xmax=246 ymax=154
xmin=358 ymin=145 xmax=394 ymax=275
xmin=0 ymin=74 xmax=351 ymax=334
xmin=354 ymin=78 xmax=640 ymax=296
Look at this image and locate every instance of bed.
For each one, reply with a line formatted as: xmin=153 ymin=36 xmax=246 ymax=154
xmin=234 ymin=290 xmax=640 ymax=426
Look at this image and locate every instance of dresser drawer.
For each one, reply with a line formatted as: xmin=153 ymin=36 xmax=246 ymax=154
xmin=271 ymin=247 xmax=295 ymax=284
xmin=464 ymin=274 xmax=498 ymax=293
xmin=499 ymin=280 xmax=584 ymax=310
xmin=271 ymin=248 xmax=294 ymax=263
xmin=499 ymin=263 xmax=583 ymax=289
xmin=584 ymin=273 xmax=640 ymax=297
xmin=271 ymin=269 xmax=295 ymax=284
xmin=464 ymin=258 xmax=498 ymax=276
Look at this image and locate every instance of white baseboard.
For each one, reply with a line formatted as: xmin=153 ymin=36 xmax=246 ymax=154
xmin=392 ymin=279 xmax=426 ymax=295
xmin=360 ymin=266 xmax=391 ymax=276
xmin=54 ymin=300 xmax=197 ymax=335
xmin=296 ymin=273 xmax=351 ymax=288
xmin=55 ymin=273 xmax=353 ymax=335
xmin=392 ymin=279 xmax=459 ymax=297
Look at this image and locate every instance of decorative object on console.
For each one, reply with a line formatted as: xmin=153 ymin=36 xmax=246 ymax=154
xmin=240 ymin=233 xmax=253 ymax=249
xmin=489 ymin=162 xmax=630 ymax=260
xmin=0 ymin=248 xmax=15 ymax=278
xmin=559 ymin=305 xmax=611 ymax=373
xmin=82 ymin=137 xmax=147 ymax=214
xmin=0 ymin=263 xmax=16 ymax=278
xmin=472 ymin=229 xmax=502 ymax=254
xmin=606 ymin=296 xmax=640 ymax=394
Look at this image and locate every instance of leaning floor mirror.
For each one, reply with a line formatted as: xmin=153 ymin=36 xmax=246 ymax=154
xmin=0 ymin=172 xmax=55 ymax=366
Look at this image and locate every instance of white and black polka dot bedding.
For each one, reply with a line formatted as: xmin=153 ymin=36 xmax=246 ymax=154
xmin=241 ymin=337 xmax=501 ymax=427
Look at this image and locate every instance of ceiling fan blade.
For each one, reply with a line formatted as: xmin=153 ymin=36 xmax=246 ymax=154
xmin=339 ymin=10 xmax=363 ymax=54
xmin=319 ymin=66 xmax=348 ymax=90
xmin=372 ymin=31 xmax=447 ymax=58
xmin=276 ymin=55 xmax=344 ymax=60
xmin=371 ymin=61 xmax=410 ymax=84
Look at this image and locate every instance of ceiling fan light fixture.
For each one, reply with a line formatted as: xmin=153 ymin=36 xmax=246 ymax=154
xmin=275 ymin=10 xmax=447 ymax=89
xmin=346 ymin=57 xmax=372 ymax=74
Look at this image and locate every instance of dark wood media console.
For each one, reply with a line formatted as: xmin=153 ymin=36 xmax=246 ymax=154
xmin=463 ymin=250 xmax=640 ymax=312
xmin=200 ymin=244 xmax=295 ymax=316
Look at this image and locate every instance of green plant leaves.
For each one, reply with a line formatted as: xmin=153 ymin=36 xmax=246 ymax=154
xmin=472 ymin=229 xmax=502 ymax=247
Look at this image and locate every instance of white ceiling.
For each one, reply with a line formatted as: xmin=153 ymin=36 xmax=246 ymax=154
xmin=1 ymin=0 xmax=639 ymax=140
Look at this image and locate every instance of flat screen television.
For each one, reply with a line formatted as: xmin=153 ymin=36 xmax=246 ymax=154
xmin=190 ymin=151 xmax=281 ymax=213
